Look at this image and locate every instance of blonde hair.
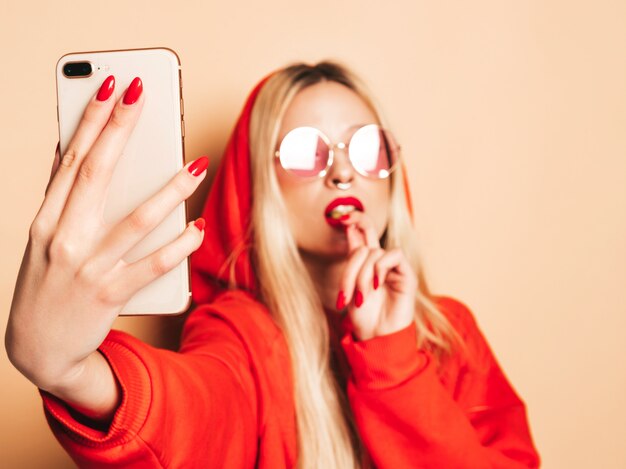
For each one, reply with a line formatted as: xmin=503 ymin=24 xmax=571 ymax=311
xmin=246 ymin=61 xmax=461 ymax=468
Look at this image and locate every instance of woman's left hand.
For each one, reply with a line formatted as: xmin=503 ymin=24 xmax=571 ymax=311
xmin=337 ymin=211 xmax=418 ymax=341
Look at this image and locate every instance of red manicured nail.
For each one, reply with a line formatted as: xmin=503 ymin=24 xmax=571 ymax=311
xmin=355 ymin=290 xmax=363 ymax=308
xmin=96 ymin=75 xmax=115 ymax=101
xmin=194 ymin=218 xmax=205 ymax=231
xmin=373 ymin=275 xmax=379 ymax=290
xmin=123 ymin=77 xmax=143 ymax=105
xmin=339 ymin=214 xmax=350 ymax=221
xmin=188 ymin=157 xmax=209 ymax=176
xmin=336 ymin=291 xmax=346 ymax=310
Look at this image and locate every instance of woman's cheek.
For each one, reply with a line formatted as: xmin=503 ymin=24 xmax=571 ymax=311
xmin=376 ymin=186 xmax=392 ymax=237
xmin=377 ymin=209 xmax=390 ymax=239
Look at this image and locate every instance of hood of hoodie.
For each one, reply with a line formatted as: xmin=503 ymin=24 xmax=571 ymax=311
xmin=190 ymin=75 xmax=272 ymax=305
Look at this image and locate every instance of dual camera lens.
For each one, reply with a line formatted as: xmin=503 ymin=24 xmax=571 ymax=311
xmin=63 ymin=62 xmax=92 ymax=78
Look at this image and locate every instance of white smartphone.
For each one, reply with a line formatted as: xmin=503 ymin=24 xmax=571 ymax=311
xmin=56 ymin=47 xmax=191 ymax=316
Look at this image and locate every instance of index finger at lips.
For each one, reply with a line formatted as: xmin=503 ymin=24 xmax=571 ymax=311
xmin=39 ymin=76 xmax=117 ymax=221
xmin=346 ymin=224 xmax=364 ymax=253
xmin=338 ymin=246 xmax=370 ymax=305
xmin=355 ymin=248 xmax=385 ymax=297
xmin=341 ymin=210 xmax=380 ymax=249
xmin=59 ymin=78 xmax=144 ymax=232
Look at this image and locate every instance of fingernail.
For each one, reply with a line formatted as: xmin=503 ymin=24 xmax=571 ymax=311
xmin=188 ymin=156 xmax=209 ymax=176
xmin=194 ymin=218 xmax=205 ymax=231
xmin=123 ymin=77 xmax=143 ymax=105
xmin=339 ymin=214 xmax=350 ymax=221
xmin=373 ymin=275 xmax=379 ymax=290
xmin=336 ymin=291 xmax=345 ymax=310
xmin=355 ymin=290 xmax=363 ymax=308
xmin=96 ymin=75 xmax=115 ymax=101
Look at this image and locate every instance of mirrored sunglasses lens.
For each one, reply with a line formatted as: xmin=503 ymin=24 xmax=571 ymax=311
xmin=349 ymin=125 xmax=397 ymax=178
xmin=279 ymin=127 xmax=329 ymax=177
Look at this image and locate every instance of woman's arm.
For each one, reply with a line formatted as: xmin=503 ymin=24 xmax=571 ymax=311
xmin=342 ymin=296 xmax=541 ymax=469
xmin=44 ymin=350 xmax=121 ymax=424
xmin=40 ymin=302 xmax=259 ymax=468
xmin=335 ymin=212 xmax=539 ymax=467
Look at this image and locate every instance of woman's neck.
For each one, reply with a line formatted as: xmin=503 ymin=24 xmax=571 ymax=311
xmin=299 ymin=250 xmax=345 ymax=314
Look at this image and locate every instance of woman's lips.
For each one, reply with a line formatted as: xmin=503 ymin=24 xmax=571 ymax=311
xmin=324 ymin=197 xmax=365 ymax=229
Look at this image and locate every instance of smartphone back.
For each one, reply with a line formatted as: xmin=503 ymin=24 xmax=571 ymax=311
xmin=56 ymin=48 xmax=190 ymax=315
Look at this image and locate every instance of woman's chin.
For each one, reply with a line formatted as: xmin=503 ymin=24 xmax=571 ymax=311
xmin=299 ymin=239 xmax=350 ymax=262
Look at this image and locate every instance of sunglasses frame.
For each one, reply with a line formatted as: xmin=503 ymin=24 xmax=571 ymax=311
xmin=274 ymin=124 xmax=401 ymax=179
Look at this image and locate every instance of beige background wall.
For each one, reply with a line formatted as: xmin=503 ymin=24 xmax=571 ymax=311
xmin=1 ymin=0 xmax=625 ymax=467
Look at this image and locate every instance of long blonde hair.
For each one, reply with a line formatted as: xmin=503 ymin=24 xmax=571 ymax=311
xmin=247 ymin=61 xmax=461 ymax=468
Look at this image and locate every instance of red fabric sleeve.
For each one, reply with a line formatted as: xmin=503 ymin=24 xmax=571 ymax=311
xmin=341 ymin=297 xmax=541 ymax=469
xmin=39 ymin=306 xmax=259 ymax=469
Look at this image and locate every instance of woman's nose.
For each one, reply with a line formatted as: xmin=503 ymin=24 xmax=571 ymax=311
xmin=325 ymin=144 xmax=354 ymax=190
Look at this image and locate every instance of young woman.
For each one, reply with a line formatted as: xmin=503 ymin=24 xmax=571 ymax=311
xmin=6 ymin=61 xmax=540 ymax=468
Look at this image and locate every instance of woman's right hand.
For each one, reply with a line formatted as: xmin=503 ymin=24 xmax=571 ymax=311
xmin=5 ymin=76 xmax=208 ymax=407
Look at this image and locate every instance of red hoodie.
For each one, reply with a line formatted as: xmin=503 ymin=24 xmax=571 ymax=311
xmin=39 ymin=72 xmax=541 ymax=468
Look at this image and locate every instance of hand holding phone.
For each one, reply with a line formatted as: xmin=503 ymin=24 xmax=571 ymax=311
xmin=6 ymin=50 xmax=207 ymax=403
xmin=57 ymin=48 xmax=192 ymax=315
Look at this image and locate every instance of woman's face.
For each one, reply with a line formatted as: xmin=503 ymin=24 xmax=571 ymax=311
xmin=275 ymin=81 xmax=390 ymax=259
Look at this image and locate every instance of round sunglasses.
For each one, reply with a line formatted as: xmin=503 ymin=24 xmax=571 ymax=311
xmin=274 ymin=124 xmax=401 ymax=179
